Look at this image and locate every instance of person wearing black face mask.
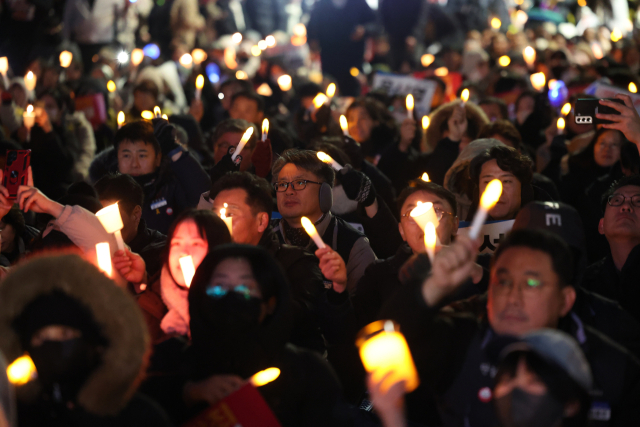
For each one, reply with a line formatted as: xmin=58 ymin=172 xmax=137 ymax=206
xmin=184 ymin=244 xmax=350 ymax=427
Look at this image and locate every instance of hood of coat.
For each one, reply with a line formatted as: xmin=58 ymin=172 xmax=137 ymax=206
xmin=426 ymin=100 xmax=489 ymax=148
xmin=0 ymin=254 xmax=149 ymax=416
xmin=188 ymin=244 xmax=293 ymax=379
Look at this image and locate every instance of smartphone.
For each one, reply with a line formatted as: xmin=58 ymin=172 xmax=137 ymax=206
xmin=3 ymin=149 xmax=31 ymax=200
xmin=574 ymin=98 xmax=624 ymax=125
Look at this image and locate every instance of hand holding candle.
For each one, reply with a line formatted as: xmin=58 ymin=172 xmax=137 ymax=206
xmin=195 ymin=74 xmax=204 ymax=100
xmin=301 ymin=216 xmax=326 ymax=249
xmin=179 ymin=255 xmax=196 ymax=287
xmin=96 ymin=242 xmax=113 ymax=277
xmin=261 ymin=118 xmax=269 ymax=142
xmin=231 ymin=127 xmax=254 ymax=161
xmin=23 ymin=105 xmax=36 ymax=141
xmin=468 ymin=179 xmax=502 ymax=239
xmin=425 ymin=222 xmax=436 ymax=262
xmin=406 ymin=94 xmax=414 ymax=119
xmin=220 ymin=203 xmax=233 ymax=236
xmin=317 ymin=151 xmax=343 ymax=171
xmin=95 ymin=203 xmax=126 ymax=251
xmin=460 ymin=88 xmax=470 ymax=106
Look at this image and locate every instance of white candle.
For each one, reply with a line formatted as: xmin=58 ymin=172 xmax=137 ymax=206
xmin=231 ymin=127 xmax=254 ymax=161
xmin=179 ymin=255 xmax=196 ymax=287
xmin=310 ymin=93 xmax=328 ymax=113
xmin=317 ymin=151 xmax=343 ymax=171
xmin=261 ymin=118 xmax=269 ymax=142
xmin=195 ymin=74 xmax=204 ymax=101
xmin=468 ymin=179 xmax=503 ymax=239
xmin=24 ymin=71 xmax=36 ymax=92
xmin=301 ymin=216 xmax=326 ymax=249
xmin=557 ymin=117 xmax=565 ymax=135
xmin=340 ymin=115 xmax=350 ymax=137
xmin=95 ymin=202 xmax=126 ymax=251
xmin=326 ymin=83 xmax=336 ymax=100
xmin=23 ymin=104 xmax=35 ymax=142
xmin=96 ymin=242 xmax=112 ymax=277
xmin=424 ymin=222 xmax=436 ymax=263
xmin=410 ymin=202 xmax=439 ymax=231
xmin=220 ymin=203 xmax=233 ymax=236
xmin=117 ymin=111 xmax=125 ymax=129
xmin=406 ymin=94 xmax=414 ymax=119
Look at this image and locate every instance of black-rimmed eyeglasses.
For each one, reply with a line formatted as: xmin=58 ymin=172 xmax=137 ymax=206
xmin=273 ymin=180 xmax=323 ymax=192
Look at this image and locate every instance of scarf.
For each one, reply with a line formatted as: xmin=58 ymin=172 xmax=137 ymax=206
xmin=159 ymin=265 xmax=190 ymax=337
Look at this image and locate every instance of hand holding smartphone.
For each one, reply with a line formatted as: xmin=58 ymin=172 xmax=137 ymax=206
xmin=3 ymin=149 xmax=31 ymax=201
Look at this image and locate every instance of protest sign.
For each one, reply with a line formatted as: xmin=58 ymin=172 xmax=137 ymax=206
xmin=458 ymin=219 xmax=515 ymax=254
xmin=372 ymin=72 xmax=438 ymax=117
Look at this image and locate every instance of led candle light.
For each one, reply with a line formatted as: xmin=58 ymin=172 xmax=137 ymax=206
xmin=141 ymin=110 xmax=154 ymax=120
xmin=220 ymin=203 xmax=233 ymax=236
xmin=468 ymin=179 xmax=503 ymax=239
xmin=357 ymin=320 xmax=420 ymax=393
xmin=561 ymin=102 xmax=571 ymax=116
xmin=23 ymin=104 xmax=35 ymax=142
xmin=95 ymin=202 xmax=126 ymax=251
xmin=250 ymin=367 xmax=281 ymax=387
xmin=557 ymin=117 xmax=565 ymax=135
xmin=530 ymin=72 xmax=546 ymax=91
xmin=131 ymin=48 xmax=144 ymax=67
xmin=7 ymin=355 xmax=37 ymax=385
xmin=96 ymin=242 xmax=113 ymax=277
xmin=523 ymin=46 xmax=536 ymax=68
xmin=191 ymin=48 xmax=207 ymax=65
xmin=301 ymin=216 xmax=326 ymax=249
xmin=460 ymin=88 xmax=470 ymax=106
xmin=261 ymin=118 xmax=269 ymax=142
xmin=117 ymin=111 xmax=125 ymax=129
xmin=410 ymin=202 xmax=439 ymax=231
xmin=406 ymin=94 xmax=414 ymax=119
xmin=326 ymin=83 xmax=336 ymax=100
xmin=0 ymin=57 xmax=7 ymax=76
xmin=24 ymin=71 xmax=36 ymax=92
xmin=195 ymin=74 xmax=204 ymax=100
xmin=311 ymin=93 xmax=328 ymax=112
xmin=421 ymin=173 xmax=430 ymax=182
xmin=425 ymin=222 xmax=436 ymax=262
xmin=317 ymin=151 xmax=343 ymax=171
xmin=154 ymin=106 xmax=161 ymax=118
xmin=179 ymin=255 xmax=196 ymax=288
xmin=59 ymin=51 xmax=73 ymax=68
xmin=340 ymin=115 xmax=350 ymax=136
xmin=231 ymin=127 xmax=254 ymax=161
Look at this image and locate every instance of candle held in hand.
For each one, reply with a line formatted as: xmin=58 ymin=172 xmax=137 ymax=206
xmin=153 ymin=106 xmax=161 ymax=118
xmin=301 ymin=216 xmax=326 ymax=249
xmin=557 ymin=117 xmax=565 ymax=135
xmin=220 ymin=203 xmax=233 ymax=236
xmin=340 ymin=115 xmax=349 ymax=136
xmin=468 ymin=179 xmax=503 ymax=239
xmin=425 ymin=222 xmax=436 ymax=262
xmin=410 ymin=202 xmax=439 ymax=231
xmin=406 ymin=94 xmax=414 ymax=119
xmin=250 ymin=367 xmax=281 ymax=387
xmin=117 ymin=111 xmax=125 ymax=129
xmin=96 ymin=242 xmax=113 ymax=277
xmin=326 ymin=83 xmax=336 ymax=99
xmin=231 ymin=127 xmax=254 ymax=161
xmin=24 ymin=71 xmax=36 ymax=92
xmin=460 ymin=88 xmax=470 ymax=106
xmin=7 ymin=355 xmax=37 ymax=385
xmin=23 ymin=105 xmax=35 ymax=142
xmin=179 ymin=255 xmax=196 ymax=288
xmin=195 ymin=74 xmax=204 ymax=100
xmin=261 ymin=118 xmax=269 ymax=142
xmin=317 ymin=151 xmax=343 ymax=171
xmin=95 ymin=203 xmax=126 ymax=251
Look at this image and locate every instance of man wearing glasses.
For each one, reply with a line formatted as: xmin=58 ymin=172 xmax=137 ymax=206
xmin=272 ymin=149 xmax=376 ymax=296
xmin=582 ymin=175 xmax=640 ymax=322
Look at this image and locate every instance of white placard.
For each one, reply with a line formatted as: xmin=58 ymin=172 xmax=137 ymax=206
xmin=372 ymin=72 xmax=438 ymax=117
xmin=458 ymin=219 xmax=515 ymax=254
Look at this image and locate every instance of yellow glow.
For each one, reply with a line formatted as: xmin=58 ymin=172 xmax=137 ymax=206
xmin=262 ymin=118 xmax=269 ymax=137
xmin=59 ymin=51 xmax=73 ymax=68
xmin=530 ymin=72 xmax=546 ymax=91
xmin=523 ymin=46 xmax=536 ymax=67
xmin=611 ymin=28 xmax=623 ymax=42
xmin=256 ymin=83 xmax=272 ymax=97
xmin=195 ymin=74 xmax=205 ymax=90
xmin=410 ymin=202 xmax=439 ymax=230
xmin=557 ymin=117 xmax=565 ymax=130
xmin=350 ymin=67 xmax=360 ymax=77
xmin=250 ymin=367 xmax=281 ymax=387
xmin=461 ymin=88 xmax=470 ymax=102
xmin=258 ymin=40 xmax=268 ymax=51
xmin=224 ymin=47 xmax=237 ymax=69
xmin=96 ymin=202 xmax=124 ymax=233
xmin=131 ymin=48 xmax=144 ymax=67
xmin=291 ymin=35 xmax=307 ymax=46
xmin=326 ymin=83 xmax=336 ymax=98
xmin=561 ymin=103 xmax=571 ymax=115
xmin=26 ymin=104 xmax=33 ymax=113
xmin=251 ymin=45 xmax=262 ymax=57
xmin=0 ymin=57 xmax=7 ymax=75
xmin=154 ymin=106 xmax=161 ymax=117
xmin=24 ymin=71 xmax=36 ymax=91
xmin=313 ymin=93 xmax=328 ymax=109
xmin=179 ymin=53 xmax=193 ymax=68
xmin=179 ymin=256 xmax=195 ymax=288
xmin=591 ymin=43 xmax=603 ymax=59
xmin=515 ymin=10 xmax=528 ymax=25
xmin=191 ymin=48 xmax=207 ymax=65
xmin=141 ymin=110 xmax=154 ymax=120
xmin=107 ymin=80 xmax=117 ymax=93
xmin=317 ymin=151 xmax=334 ymax=165
xmin=629 ymin=82 xmax=638 ymax=93
xmin=7 ymin=355 xmax=37 ymax=385
xmin=277 ymin=74 xmax=292 ymax=91
xmin=480 ymin=179 xmax=503 ymax=210
xmin=491 ymin=17 xmax=501 ymax=29
xmin=96 ymin=242 xmax=112 ymax=277
xmin=293 ymin=23 xmax=307 ymax=37
xmin=220 ymin=203 xmax=233 ymax=235
xmin=236 ymin=70 xmax=248 ymax=80
xmin=266 ymin=35 xmax=276 ymax=47
xmin=434 ymin=67 xmax=448 ymax=76
xmin=421 ymin=54 xmax=435 ymax=67
xmin=577 ymin=0 xmax=586 ymax=6
xmin=239 ymin=127 xmax=254 ymax=147
xmin=232 ymin=32 xmax=243 ymax=44
xmin=117 ymin=111 xmax=125 ymax=126
xmin=421 ymin=172 xmax=430 ymax=182
xmin=340 ymin=115 xmax=349 ymax=133
xmin=498 ymin=55 xmax=511 ymax=67
xmin=422 ymin=116 xmax=430 ymax=130
xmin=406 ymin=94 xmax=414 ymax=111
xmin=301 ymin=216 xmax=319 ymax=238
xmin=162 ymin=114 xmax=168 ymax=120
xmin=425 ymin=222 xmax=437 ymax=259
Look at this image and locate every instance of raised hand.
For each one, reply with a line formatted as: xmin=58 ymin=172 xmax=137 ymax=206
xmin=597 ymin=95 xmax=640 ymax=148
xmin=447 ymin=103 xmax=468 ymax=142
xmin=183 ymin=374 xmax=245 ymax=407
xmin=16 ymin=167 xmax=63 ymax=217
xmin=113 ymin=249 xmax=147 ymax=284
xmin=315 ymin=246 xmax=348 ymax=293
xmin=367 ymin=372 xmax=407 ymax=427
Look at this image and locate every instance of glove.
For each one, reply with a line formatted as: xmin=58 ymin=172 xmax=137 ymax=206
xmin=342 ymin=136 xmax=364 ymax=169
xmin=251 ymin=138 xmax=273 ymax=178
xmin=398 ymin=253 xmax=432 ymax=286
xmin=336 ymin=164 xmax=376 ymax=207
xmin=210 ymin=146 xmax=241 ymax=182
xmin=152 ymin=118 xmax=180 ymax=155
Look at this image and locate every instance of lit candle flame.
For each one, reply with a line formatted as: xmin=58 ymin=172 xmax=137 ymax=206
xmin=301 ymin=216 xmax=326 ymax=249
xmin=117 ymin=111 xmax=125 ymax=127
xmin=232 ymin=32 xmax=243 ymax=44
xmin=434 ymin=67 xmax=448 ymax=77
xmin=523 ymin=46 xmax=536 ymax=67
xmin=250 ymin=367 xmax=280 ymax=387
xmin=340 ymin=115 xmax=349 ymax=133
xmin=421 ymin=173 xmax=430 ymax=182
xmin=422 ymin=116 xmax=430 ymax=130
xmin=557 ymin=117 xmax=565 ymax=130
xmin=265 ymin=35 xmax=276 ymax=47
xmin=313 ymin=93 xmax=328 ymax=109
xmin=278 ymin=74 xmax=292 ymax=91
xmin=530 ymin=72 xmax=546 ymax=91
xmin=461 ymin=88 xmax=470 ymax=103
xmin=141 ymin=110 xmax=154 ymax=120
xmin=491 ymin=17 xmax=501 ymax=29
xmin=179 ymin=255 xmax=196 ymax=288
xmin=7 ymin=355 xmax=37 ymax=385
xmin=26 ymin=104 xmax=33 ymax=113
xmin=326 ymin=83 xmax=336 ymax=98
xmin=0 ymin=57 xmax=7 ymax=75
xmin=629 ymin=82 xmax=638 ymax=94
xmin=107 ymin=80 xmax=117 ymax=93
xmin=406 ymin=94 xmax=414 ymax=112
xmin=195 ymin=74 xmax=204 ymax=90
xmin=162 ymin=114 xmax=168 ymax=120
xmin=425 ymin=222 xmax=436 ymax=262
xmin=191 ymin=48 xmax=207 ymax=65
xmin=24 ymin=71 xmax=36 ymax=91
xmin=131 ymin=48 xmax=144 ymax=67
xmin=96 ymin=242 xmax=112 ymax=277
xmin=231 ymin=127 xmax=254 ymax=161
xmin=262 ymin=118 xmax=269 ymax=139
xmin=498 ymin=55 xmax=510 ymax=67
xmin=421 ymin=54 xmax=435 ymax=67
xmin=480 ymin=179 xmax=503 ymax=210
xmin=153 ymin=106 xmax=161 ymax=117
xmin=179 ymin=53 xmax=193 ymax=68
xmin=317 ymin=151 xmax=342 ymax=171
xmin=561 ymin=103 xmax=571 ymax=116
xmin=611 ymin=28 xmax=623 ymax=42
xmin=59 ymin=51 xmax=73 ymax=68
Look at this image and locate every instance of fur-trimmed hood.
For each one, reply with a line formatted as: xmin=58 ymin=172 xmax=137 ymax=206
xmin=426 ymin=100 xmax=489 ymax=149
xmin=0 ymin=254 xmax=150 ymax=416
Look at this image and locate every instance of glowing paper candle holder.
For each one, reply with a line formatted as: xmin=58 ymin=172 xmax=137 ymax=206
xmin=95 ymin=203 xmax=126 ymax=251
xmin=357 ymin=320 xmax=419 ymax=392
xmin=23 ymin=104 xmax=36 ymax=142
xmin=192 ymin=48 xmax=207 ymax=65
xmin=425 ymin=222 xmax=436 ymax=262
xmin=24 ymin=71 xmax=36 ymax=92
xmin=557 ymin=117 xmax=565 ymax=135
xmin=231 ymin=127 xmax=254 ymax=161
xmin=410 ymin=202 xmax=439 ymax=231
xmin=523 ymin=46 xmax=536 ymax=68
xmin=59 ymin=51 xmax=73 ymax=68
xmin=179 ymin=255 xmax=196 ymax=288
xmin=117 ymin=111 xmax=125 ymax=129
xmin=250 ymin=367 xmax=281 ymax=387
xmin=261 ymin=119 xmax=269 ymax=142
xmin=406 ymin=94 xmax=414 ymax=119
xmin=301 ymin=216 xmax=326 ymax=249
xmin=468 ymin=179 xmax=502 ymax=239
xmin=220 ymin=203 xmax=233 ymax=236
xmin=7 ymin=354 xmax=37 ymax=385
xmin=530 ymin=72 xmax=546 ymax=91
xmin=317 ymin=151 xmax=343 ymax=171
xmin=96 ymin=242 xmax=113 ymax=277
xmin=195 ymin=74 xmax=204 ymax=100
xmin=340 ymin=115 xmax=350 ymax=136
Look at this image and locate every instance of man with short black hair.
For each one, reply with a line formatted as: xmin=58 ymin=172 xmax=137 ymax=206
xmin=229 ymin=91 xmax=265 ymax=125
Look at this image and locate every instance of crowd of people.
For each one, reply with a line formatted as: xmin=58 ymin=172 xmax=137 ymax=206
xmin=1 ymin=0 xmax=640 ymax=425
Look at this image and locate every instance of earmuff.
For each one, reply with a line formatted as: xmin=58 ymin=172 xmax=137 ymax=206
xmin=319 ymin=182 xmax=333 ymax=213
